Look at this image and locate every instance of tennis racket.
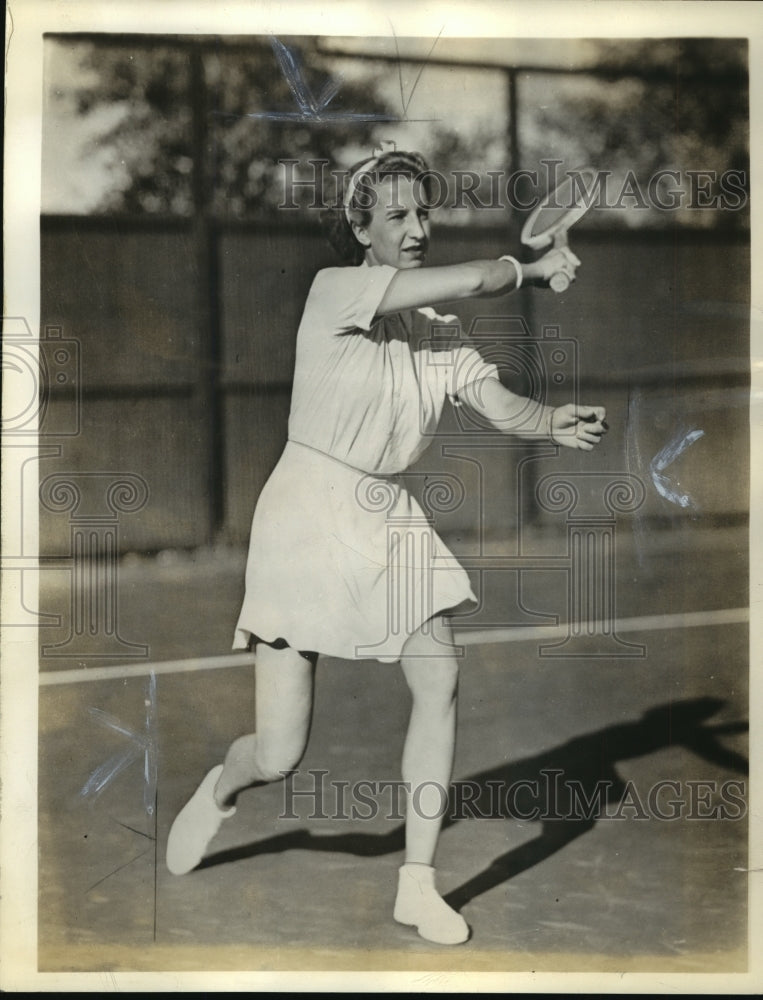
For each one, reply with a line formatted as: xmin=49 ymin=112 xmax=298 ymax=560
xmin=521 ymin=167 xmax=599 ymax=293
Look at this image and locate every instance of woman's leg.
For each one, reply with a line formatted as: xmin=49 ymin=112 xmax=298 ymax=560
xmin=394 ymin=615 xmax=468 ymax=944
xmin=166 ymin=642 xmax=316 ymax=875
xmin=399 ymin=615 xmax=459 ymax=864
xmin=214 ymin=642 xmax=317 ymax=807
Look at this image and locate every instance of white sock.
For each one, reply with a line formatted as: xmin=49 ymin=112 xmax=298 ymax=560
xmin=393 ymin=863 xmax=469 ymax=945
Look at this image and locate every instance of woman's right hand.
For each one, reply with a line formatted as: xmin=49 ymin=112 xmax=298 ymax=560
xmin=550 ymin=404 xmax=607 ymax=450
xmin=524 ymin=246 xmax=581 ymax=288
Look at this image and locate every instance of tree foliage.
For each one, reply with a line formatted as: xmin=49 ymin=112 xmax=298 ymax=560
xmin=47 ymin=35 xmax=748 ymax=227
xmin=54 ymin=36 xmax=396 ymax=216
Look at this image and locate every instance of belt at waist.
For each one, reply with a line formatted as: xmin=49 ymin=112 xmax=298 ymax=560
xmin=287 ymin=439 xmax=403 ymax=479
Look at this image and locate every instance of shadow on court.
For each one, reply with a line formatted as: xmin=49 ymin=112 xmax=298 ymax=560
xmin=37 ymin=524 xmax=750 ymax=971
xmin=198 ymin=695 xmax=748 ymax=914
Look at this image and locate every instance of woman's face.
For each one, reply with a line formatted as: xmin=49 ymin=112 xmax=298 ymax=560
xmin=353 ymin=175 xmax=431 ymax=269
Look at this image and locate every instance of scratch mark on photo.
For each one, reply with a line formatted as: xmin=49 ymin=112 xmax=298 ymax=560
xmin=389 ymin=20 xmax=444 ymax=115
xmin=81 ymin=672 xmax=158 ymax=817
xmin=85 ymin=848 xmax=152 ymax=895
xmin=212 ymin=36 xmax=437 ymax=126
xmin=650 ymin=426 xmax=705 ymax=509
xmin=111 ymin=816 xmax=156 ymax=842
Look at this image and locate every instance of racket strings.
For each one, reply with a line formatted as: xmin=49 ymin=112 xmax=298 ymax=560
xmin=527 ymin=202 xmax=576 ymax=237
xmin=522 ymin=168 xmax=598 ymax=248
xmin=528 ymin=176 xmax=597 ymax=237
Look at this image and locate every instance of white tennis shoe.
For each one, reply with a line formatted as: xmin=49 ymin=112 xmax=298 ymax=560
xmin=166 ymin=765 xmax=236 ymax=875
xmin=393 ymin=863 xmax=469 ymax=945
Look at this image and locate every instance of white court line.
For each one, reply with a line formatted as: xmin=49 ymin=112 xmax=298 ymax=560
xmin=457 ymin=606 xmax=750 ymax=648
xmin=38 ymin=606 xmax=749 ymax=687
xmin=39 ymin=652 xmax=258 ymax=686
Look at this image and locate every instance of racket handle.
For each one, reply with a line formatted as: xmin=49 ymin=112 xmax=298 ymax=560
xmin=550 ymin=271 xmax=570 ymax=293
xmin=550 ymin=231 xmax=570 ymax=293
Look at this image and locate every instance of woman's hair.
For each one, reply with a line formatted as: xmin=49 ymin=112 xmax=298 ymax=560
xmin=320 ymin=150 xmax=432 ymax=265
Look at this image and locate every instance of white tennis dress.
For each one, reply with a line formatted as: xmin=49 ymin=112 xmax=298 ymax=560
xmin=232 ymin=262 xmax=499 ymax=662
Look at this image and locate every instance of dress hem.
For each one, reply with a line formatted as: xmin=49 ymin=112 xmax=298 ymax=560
xmin=232 ymin=592 xmax=477 ymax=664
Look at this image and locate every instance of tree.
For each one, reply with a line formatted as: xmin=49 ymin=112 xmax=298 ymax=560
xmin=47 ymin=35 xmax=398 ymax=216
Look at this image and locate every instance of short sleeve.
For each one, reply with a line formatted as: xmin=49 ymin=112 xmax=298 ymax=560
xmin=308 ymin=264 xmax=398 ymax=333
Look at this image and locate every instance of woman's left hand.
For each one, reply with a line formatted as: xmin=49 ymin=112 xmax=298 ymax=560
xmin=550 ymin=404 xmax=607 ymax=451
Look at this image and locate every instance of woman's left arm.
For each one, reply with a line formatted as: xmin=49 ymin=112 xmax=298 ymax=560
xmin=459 ymin=377 xmax=607 ymax=451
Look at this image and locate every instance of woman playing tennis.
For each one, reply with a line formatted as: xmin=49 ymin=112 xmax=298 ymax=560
xmin=167 ymin=148 xmax=607 ymax=945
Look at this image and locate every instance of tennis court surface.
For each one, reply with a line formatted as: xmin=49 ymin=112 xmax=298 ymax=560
xmin=37 ymin=520 xmax=748 ymax=973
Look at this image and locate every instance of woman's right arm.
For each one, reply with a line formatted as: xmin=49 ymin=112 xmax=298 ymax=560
xmin=375 ymin=246 xmax=579 ymax=316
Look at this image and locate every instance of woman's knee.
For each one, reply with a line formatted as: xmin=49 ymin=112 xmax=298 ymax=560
xmin=401 ymin=650 xmax=459 ymax=711
xmin=252 ymin=641 xmax=315 ymax=779
xmin=226 ymin=731 xmax=307 ymax=784
xmin=401 ymin=618 xmax=459 ymax=702
xmin=403 ymin=611 xmax=457 ymax=658
xmin=255 ymin=734 xmax=308 ymax=782
xmin=410 ymin=658 xmax=459 ymax=701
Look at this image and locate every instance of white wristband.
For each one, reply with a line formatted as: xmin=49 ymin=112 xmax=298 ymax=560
xmin=499 ymin=255 xmax=523 ymax=290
